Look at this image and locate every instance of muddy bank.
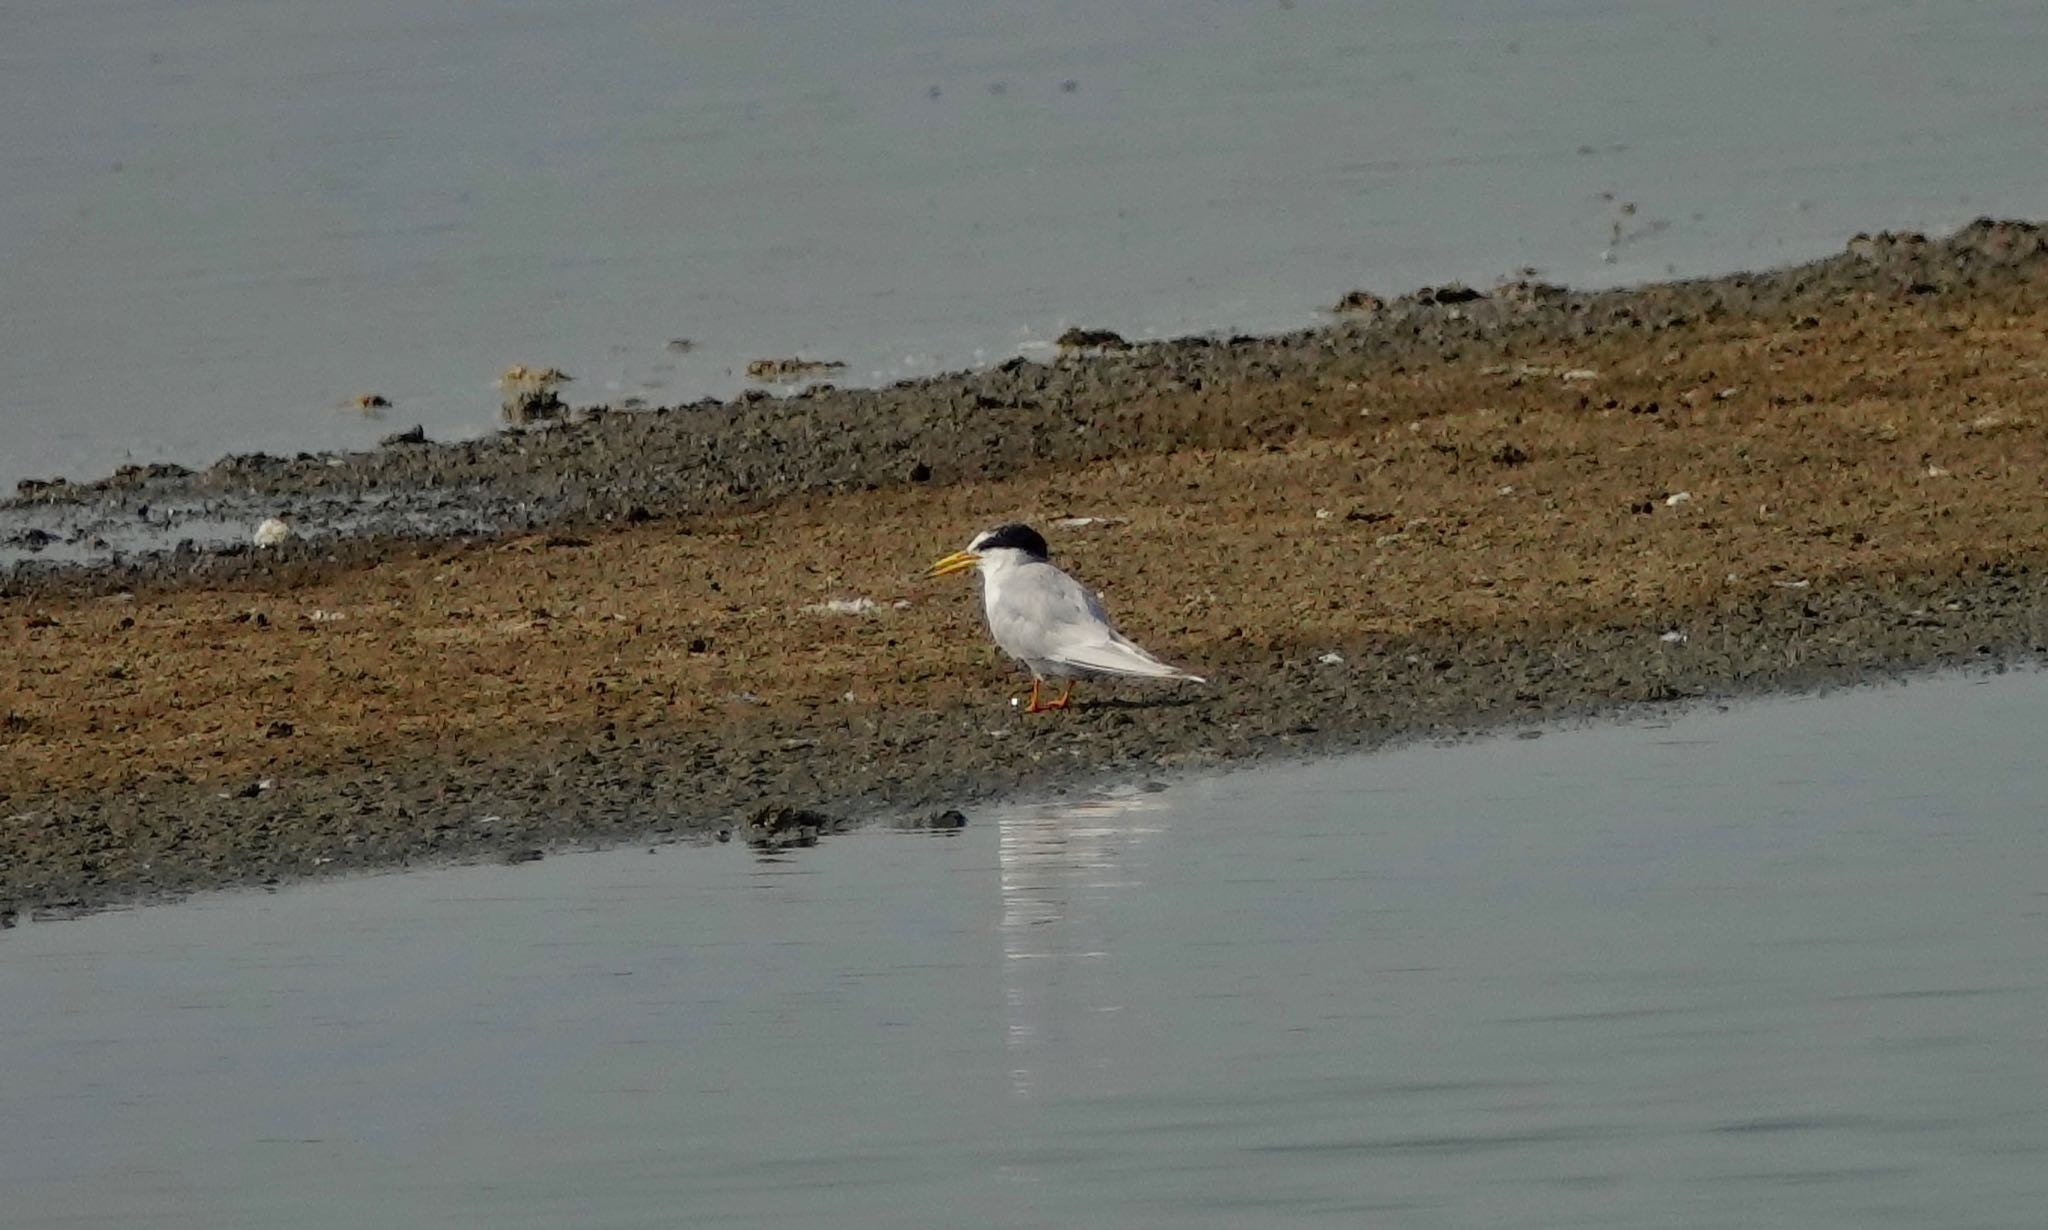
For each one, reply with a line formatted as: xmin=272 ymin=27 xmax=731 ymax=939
xmin=5 ymin=219 xmax=2048 ymax=915
xmin=5 ymin=564 xmax=2044 ymax=918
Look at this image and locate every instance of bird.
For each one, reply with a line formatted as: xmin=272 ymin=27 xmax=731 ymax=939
xmin=925 ymin=522 xmax=1204 ymax=713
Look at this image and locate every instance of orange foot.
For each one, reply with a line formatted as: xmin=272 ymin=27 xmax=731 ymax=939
xmin=1025 ymin=681 xmax=1074 ymax=713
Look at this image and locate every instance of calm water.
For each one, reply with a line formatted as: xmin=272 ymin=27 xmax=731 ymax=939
xmin=6 ymin=0 xmax=2048 ymax=490
xmin=4 ymin=667 xmax=2046 ymax=1227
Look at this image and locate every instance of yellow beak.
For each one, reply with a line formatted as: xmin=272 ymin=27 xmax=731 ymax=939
xmin=924 ymin=549 xmax=981 ymax=579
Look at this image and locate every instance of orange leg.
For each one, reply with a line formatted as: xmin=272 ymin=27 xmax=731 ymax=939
xmin=1022 ymin=679 xmax=1076 ymax=714
xmin=1021 ymin=680 xmax=1077 ymax=714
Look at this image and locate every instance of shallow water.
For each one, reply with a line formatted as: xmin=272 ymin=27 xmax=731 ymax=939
xmin=4 ymin=668 xmax=2046 ymax=1227
xmin=6 ymin=0 xmax=2048 ymax=491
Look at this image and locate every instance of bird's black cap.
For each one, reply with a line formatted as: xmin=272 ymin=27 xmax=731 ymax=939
xmin=971 ymin=522 xmax=1049 ymax=559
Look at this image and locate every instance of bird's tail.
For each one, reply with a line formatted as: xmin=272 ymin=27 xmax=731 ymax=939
xmin=1055 ymin=637 xmax=1207 ymax=683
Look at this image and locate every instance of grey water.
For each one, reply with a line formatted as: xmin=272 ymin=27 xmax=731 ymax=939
xmin=7 ymin=0 xmax=2048 ymax=493
xmin=5 ymin=668 xmax=2047 ymax=1228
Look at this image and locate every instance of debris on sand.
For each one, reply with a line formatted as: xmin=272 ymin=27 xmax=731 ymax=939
xmin=350 ymin=394 xmax=391 ymax=413
xmin=252 ymin=517 xmax=294 ymax=548
xmin=742 ymin=805 xmax=846 ymax=850
xmin=499 ymin=366 xmax=573 ymax=425
xmin=802 ymin=597 xmax=880 ymax=616
xmin=1493 ymin=278 xmax=1568 ymax=309
xmin=892 ymin=808 xmax=968 ymax=831
xmin=745 ymin=356 xmax=845 ymax=382
xmin=1329 ymin=289 xmax=1386 ymax=314
xmin=500 ymin=365 xmax=572 ymax=389
xmin=1055 ymin=327 xmax=1131 ymax=354
xmin=1960 ymin=411 xmax=2036 ymax=436
xmin=1402 ymin=283 xmax=1485 ymax=306
xmin=502 ymin=387 xmax=567 ymax=425
xmin=5 ymin=528 xmax=58 ymax=552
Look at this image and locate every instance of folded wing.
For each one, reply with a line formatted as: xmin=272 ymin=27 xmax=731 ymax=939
xmin=1048 ymin=634 xmax=1206 ymax=681
xmin=990 ymin=562 xmax=1206 ymax=682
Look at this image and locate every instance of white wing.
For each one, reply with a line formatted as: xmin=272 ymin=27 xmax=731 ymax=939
xmin=986 ymin=562 xmax=1204 ymax=681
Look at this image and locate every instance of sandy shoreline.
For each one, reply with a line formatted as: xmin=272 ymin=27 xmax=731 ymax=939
xmin=5 ymin=220 xmax=2048 ymax=916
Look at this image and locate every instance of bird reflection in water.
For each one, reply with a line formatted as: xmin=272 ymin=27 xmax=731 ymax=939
xmin=997 ymin=789 xmax=1169 ymax=1102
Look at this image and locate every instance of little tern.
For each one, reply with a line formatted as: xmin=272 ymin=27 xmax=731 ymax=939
xmin=926 ymin=522 xmax=1205 ymax=713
